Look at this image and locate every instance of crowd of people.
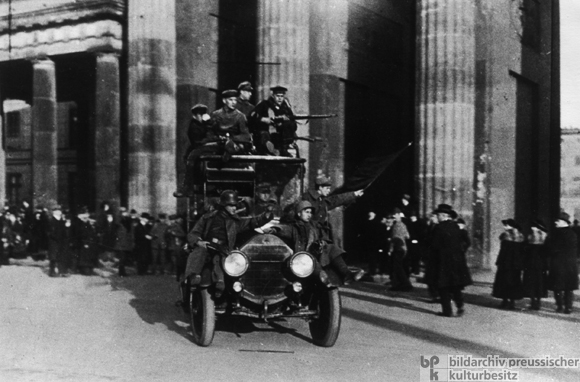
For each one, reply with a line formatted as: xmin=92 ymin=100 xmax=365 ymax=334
xmin=0 ymin=200 xmax=188 ymax=279
xmin=491 ymin=213 xmax=579 ymax=314
xmin=359 ymin=200 xmax=579 ymax=317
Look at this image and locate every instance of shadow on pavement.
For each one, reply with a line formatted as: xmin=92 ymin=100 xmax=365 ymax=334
xmin=341 ymin=290 xmax=434 ymax=315
xmin=109 ymin=274 xmax=194 ymax=342
xmin=341 ymin=307 xmax=580 ymax=381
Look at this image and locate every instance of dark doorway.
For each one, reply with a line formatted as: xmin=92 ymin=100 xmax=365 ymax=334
xmin=511 ymin=72 xmax=540 ymax=226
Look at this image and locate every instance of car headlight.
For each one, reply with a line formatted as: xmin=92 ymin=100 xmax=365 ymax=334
xmin=289 ymin=252 xmax=314 ymax=278
xmin=223 ymin=250 xmax=249 ymax=277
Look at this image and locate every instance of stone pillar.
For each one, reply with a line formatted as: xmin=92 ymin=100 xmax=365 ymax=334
xmin=416 ymin=0 xmax=476 ymax=220
xmin=127 ymin=0 xmax=177 ymax=214
xmin=175 ymin=0 xmax=218 ymax=214
xmin=31 ymin=58 xmax=57 ymax=209
xmin=94 ymin=52 xmax=121 ymax=212
xmin=0 ymin=86 xmax=5 ymax=208
xmin=257 ymin=0 xmax=310 ymax=200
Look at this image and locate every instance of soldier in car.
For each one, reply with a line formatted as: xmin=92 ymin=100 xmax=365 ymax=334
xmin=276 ymin=200 xmax=364 ymax=285
xmin=185 ymin=190 xmax=274 ymax=296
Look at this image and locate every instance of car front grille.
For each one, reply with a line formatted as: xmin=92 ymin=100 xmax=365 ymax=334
xmin=239 ymin=235 xmax=292 ymax=303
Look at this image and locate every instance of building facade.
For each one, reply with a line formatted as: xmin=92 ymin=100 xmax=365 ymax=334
xmin=0 ymin=0 xmax=560 ymax=268
xmin=561 ymin=128 xmax=580 ymax=221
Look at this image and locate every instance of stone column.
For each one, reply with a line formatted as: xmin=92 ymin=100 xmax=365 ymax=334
xmin=0 ymin=86 xmax=5 ymax=208
xmin=31 ymin=58 xmax=57 ymax=209
xmin=416 ymin=0 xmax=476 ymax=220
xmin=257 ymin=0 xmax=311 ymax=202
xmin=127 ymin=0 xmax=177 ymax=215
xmin=94 ymin=52 xmax=121 ymax=211
xmin=175 ymin=0 xmax=218 ymax=214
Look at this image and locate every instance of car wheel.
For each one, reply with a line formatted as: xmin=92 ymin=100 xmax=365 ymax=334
xmin=189 ymin=288 xmax=216 ymax=346
xmin=309 ymin=287 xmax=341 ymax=347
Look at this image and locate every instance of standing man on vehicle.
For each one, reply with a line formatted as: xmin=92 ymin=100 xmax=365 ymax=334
xmin=235 ymin=81 xmax=255 ymax=117
xmin=185 ymin=190 xmax=274 ymax=296
xmin=249 ymin=85 xmax=297 ymax=156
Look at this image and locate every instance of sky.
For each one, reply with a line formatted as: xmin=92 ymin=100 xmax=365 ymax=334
xmin=561 ymin=0 xmax=580 ymax=128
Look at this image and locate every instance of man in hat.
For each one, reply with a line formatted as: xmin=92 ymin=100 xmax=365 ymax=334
xmin=547 ymin=212 xmax=579 ymax=314
xmin=73 ymin=206 xmax=99 ymax=276
xmin=174 ymin=104 xmax=218 ymax=197
xmin=275 ymin=200 xmax=364 ymax=285
xmin=250 ymin=182 xmax=281 ymax=217
xmin=185 ymin=190 xmax=274 ymax=296
xmin=386 ymin=209 xmax=413 ymax=291
xmin=150 ymin=213 xmax=170 ymax=275
xmin=430 ymin=204 xmax=472 ymax=317
xmin=47 ymin=205 xmax=67 ymax=277
xmin=235 ymin=81 xmax=255 ymax=117
xmin=133 ymin=212 xmax=153 ymax=275
xmin=302 ymin=174 xmax=364 ymax=242
xmin=249 ymin=85 xmax=297 ymax=156
xmin=210 ymin=89 xmax=252 ymax=159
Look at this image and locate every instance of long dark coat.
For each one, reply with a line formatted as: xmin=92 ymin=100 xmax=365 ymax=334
xmin=114 ymin=219 xmax=134 ymax=252
xmin=47 ymin=217 xmax=67 ymax=262
xmin=547 ymin=227 xmax=579 ymax=291
xmin=430 ymin=220 xmax=473 ymax=289
xmin=74 ymin=219 xmax=98 ymax=268
xmin=492 ymin=230 xmax=525 ymax=299
xmin=522 ymin=231 xmax=548 ymax=298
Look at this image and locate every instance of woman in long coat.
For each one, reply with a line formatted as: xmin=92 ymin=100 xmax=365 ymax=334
xmin=547 ymin=212 xmax=579 ymax=314
xmin=522 ymin=220 xmax=549 ymax=310
xmin=492 ymin=219 xmax=525 ymax=309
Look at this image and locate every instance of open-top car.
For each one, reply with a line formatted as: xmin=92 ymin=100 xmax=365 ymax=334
xmin=181 ymin=154 xmax=343 ymax=347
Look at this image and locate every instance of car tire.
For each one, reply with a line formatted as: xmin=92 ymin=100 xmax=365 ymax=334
xmin=189 ymin=288 xmax=216 ymax=346
xmin=309 ymin=287 xmax=341 ymax=347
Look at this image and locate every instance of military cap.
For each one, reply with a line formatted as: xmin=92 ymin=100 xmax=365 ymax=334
xmin=221 ymin=89 xmax=238 ymax=98
xmin=168 ymin=214 xmax=178 ymax=220
xmin=158 ymin=212 xmax=167 ymax=219
xmin=256 ymin=182 xmax=272 ymax=193
xmin=457 ymin=218 xmax=466 ymax=225
xmin=191 ymin=103 xmax=208 ymax=114
xmin=295 ymin=200 xmax=314 ymax=214
xmin=130 ymin=209 xmax=138 ymax=215
xmin=315 ymin=175 xmax=332 ymax=187
xmin=141 ymin=212 xmax=151 ymax=219
xmin=270 ymin=85 xmax=288 ymax=94
xmin=238 ymin=81 xmax=253 ymax=91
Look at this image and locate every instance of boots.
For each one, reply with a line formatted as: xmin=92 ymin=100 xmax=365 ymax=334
xmin=49 ymin=260 xmax=57 ymax=277
xmin=331 ymin=256 xmax=364 ymax=285
xmin=174 ymin=167 xmax=195 ymax=198
xmin=564 ymin=290 xmax=573 ymax=314
xmin=555 ymin=291 xmax=564 ymax=313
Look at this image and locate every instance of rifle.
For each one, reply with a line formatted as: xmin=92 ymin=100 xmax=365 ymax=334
xmin=272 ymin=114 xmax=337 ymax=124
xmin=294 ymin=136 xmax=324 ymax=143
